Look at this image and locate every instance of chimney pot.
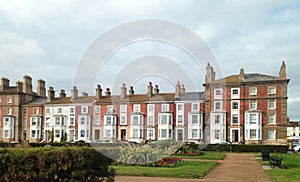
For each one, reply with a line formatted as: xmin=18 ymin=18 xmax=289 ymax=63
xmin=105 ymin=88 xmax=111 ymax=96
xmin=120 ymin=83 xmax=127 ymax=99
xmin=147 ymin=82 xmax=153 ymax=98
xmin=37 ymin=79 xmax=46 ymax=97
xmin=154 ymin=85 xmax=159 ymax=94
xmin=129 ymin=86 xmax=135 ymax=95
xmin=60 ymin=89 xmax=66 ymax=98
xmin=71 ymin=86 xmax=78 ymax=100
xmin=96 ymin=85 xmax=103 ymax=99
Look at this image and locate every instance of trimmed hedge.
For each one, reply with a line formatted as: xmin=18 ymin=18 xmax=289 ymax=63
xmin=0 ymin=147 xmax=114 ymax=181
xmin=204 ymin=144 xmax=289 ymax=153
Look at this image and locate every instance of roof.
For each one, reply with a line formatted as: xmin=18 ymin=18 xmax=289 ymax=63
xmin=45 ymin=96 xmax=97 ymax=105
xmin=95 ymin=93 xmax=176 ymax=104
xmin=211 ymin=73 xmax=283 ymax=84
xmin=176 ymin=92 xmax=204 ymax=101
xmin=24 ymin=98 xmax=47 ymax=106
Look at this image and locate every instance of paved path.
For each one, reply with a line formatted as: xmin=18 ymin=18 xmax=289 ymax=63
xmin=115 ymin=153 xmax=272 ymax=182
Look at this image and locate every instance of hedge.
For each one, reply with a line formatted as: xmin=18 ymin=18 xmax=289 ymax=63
xmin=0 ymin=147 xmax=114 ymax=181
xmin=204 ymin=144 xmax=289 ymax=153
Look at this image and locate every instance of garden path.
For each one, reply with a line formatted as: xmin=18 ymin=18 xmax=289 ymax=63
xmin=115 ymin=153 xmax=272 ymax=182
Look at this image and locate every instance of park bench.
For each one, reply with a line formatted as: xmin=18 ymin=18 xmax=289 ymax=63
xmin=269 ymin=156 xmax=283 ymax=169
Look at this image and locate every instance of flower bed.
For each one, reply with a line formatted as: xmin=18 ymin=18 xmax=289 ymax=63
xmin=153 ymin=157 xmax=183 ymax=167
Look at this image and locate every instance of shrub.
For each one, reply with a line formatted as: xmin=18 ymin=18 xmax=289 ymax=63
xmin=0 ymin=147 xmax=114 ymax=181
xmin=204 ymin=144 xmax=288 ymax=153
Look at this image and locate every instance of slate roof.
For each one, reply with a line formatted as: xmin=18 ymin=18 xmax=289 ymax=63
xmin=24 ymin=98 xmax=47 ymax=106
xmin=176 ymin=92 xmax=204 ymax=101
xmin=212 ymin=73 xmax=282 ymax=84
xmin=95 ymin=93 xmax=176 ymax=104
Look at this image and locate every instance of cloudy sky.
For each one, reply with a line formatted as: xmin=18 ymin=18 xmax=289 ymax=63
xmin=0 ymin=0 xmax=300 ymax=119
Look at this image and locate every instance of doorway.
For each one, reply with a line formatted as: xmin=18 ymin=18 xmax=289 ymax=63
xmin=232 ymin=129 xmax=239 ymax=142
xmin=121 ymin=129 xmax=126 ymax=141
xmin=177 ymin=129 xmax=184 ymax=142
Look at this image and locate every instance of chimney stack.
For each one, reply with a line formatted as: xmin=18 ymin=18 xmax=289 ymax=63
xmin=0 ymin=77 xmax=10 ymax=91
xmin=279 ymin=60 xmax=287 ymax=79
xmin=105 ymin=88 xmax=111 ymax=96
xmin=16 ymin=81 xmax=23 ymax=92
xmin=22 ymin=75 xmax=32 ymax=94
xmin=60 ymin=89 xmax=66 ymax=98
xmin=71 ymin=86 xmax=78 ymax=100
xmin=47 ymin=87 xmax=55 ymax=102
xmin=96 ymin=85 xmax=102 ymax=99
xmin=175 ymin=81 xmax=181 ymax=98
xmin=82 ymin=92 xmax=88 ymax=97
xmin=239 ymin=68 xmax=245 ymax=81
xmin=180 ymin=84 xmax=185 ymax=94
xmin=37 ymin=79 xmax=46 ymax=97
xmin=120 ymin=83 xmax=127 ymax=99
xmin=154 ymin=85 xmax=159 ymax=94
xmin=129 ymin=86 xmax=134 ymax=95
xmin=205 ymin=63 xmax=215 ymax=83
xmin=147 ymin=82 xmax=153 ymax=98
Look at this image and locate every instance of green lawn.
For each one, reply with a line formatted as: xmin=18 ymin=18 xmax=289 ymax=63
xmin=112 ymin=161 xmax=218 ymax=178
xmin=257 ymin=153 xmax=300 ymax=182
xmin=172 ymin=152 xmax=226 ymax=160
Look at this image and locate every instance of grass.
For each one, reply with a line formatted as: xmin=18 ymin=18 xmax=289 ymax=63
xmin=257 ymin=153 xmax=300 ymax=182
xmin=112 ymin=161 xmax=218 ymax=178
xmin=172 ymin=152 xmax=226 ymax=160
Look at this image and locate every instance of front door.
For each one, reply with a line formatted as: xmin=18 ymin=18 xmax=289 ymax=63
xmin=232 ymin=129 xmax=239 ymax=142
xmin=177 ymin=129 xmax=184 ymax=142
xmin=69 ymin=130 xmax=74 ymax=142
xmin=121 ymin=129 xmax=126 ymax=141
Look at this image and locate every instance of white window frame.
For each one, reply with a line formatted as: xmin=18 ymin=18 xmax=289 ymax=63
xmin=95 ymin=106 xmax=100 ymax=114
xmin=133 ymin=104 xmax=141 ymax=112
xmin=268 ymin=129 xmax=276 ymax=140
xmin=70 ymin=107 xmax=75 ymax=115
xmin=82 ymin=106 xmax=88 ymax=114
xmin=192 ymin=103 xmax=199 ymax=111
xmin=95 ymin=116 xmax=100 ymax=126
xmin=131 ymin=115 xmax=143 ymax=125
xmin=249 ymin=87 xmax=257 ymax=95
xmin=104 ymin=115 xmax=116 ymax=125
xmin=147 ymin=129 xmax=155 ymax=140
xmin=7 ymin=97 xmax=12 ymax=103
xmin=57 ymin=108 xmax=62 ymax=114
xmin=107 ymin=105 xmax=114 ymax=113
xmin=268 ymin=114 xmax=276 ymax=124
xmin=214 ymin=89 xmax=223 ymax=98
xmin=158 ymin=113 xmax=172 ymax=125
xmin=268 ymin=87 xmax=276 ymax=95
xmin=7 ymin=108 xmax=12 ymax=115
xmin=231 ymin=88 xmax=240 ymax=98
xmin=70 ymin=117 xmax=75 ymax=126
xmin=177 ymin=103 xmax=183 ymax=112
xmin=177 ymin=114 xmax=183 ymax=125
xmin=214 ymin=101 xmax=222 ymax=110
xmin=232 ymin=101 xmax=239 ymax=110
xmin=232 ymin=114 xmax=239 ymax=125
xmin=120 ymin=105 xmax=127 ymax=113
xmin=250 ymin=100 xmax=257 ymax=110
xmin=147 ymin=115 xmax=154 ymax=126
xmin=147 ymin=104 xmax=154 ymax=113
xmin=161 ymin=104 xmax=169 ymax=112
xmin=268 ymin=100 xmax=276 ymax=109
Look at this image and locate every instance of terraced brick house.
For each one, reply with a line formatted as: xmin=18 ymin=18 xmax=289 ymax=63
xmin=0 ymin=76 xmax=46 ymax=142
xmin=203 ymin=62 xmax=289 ymax=144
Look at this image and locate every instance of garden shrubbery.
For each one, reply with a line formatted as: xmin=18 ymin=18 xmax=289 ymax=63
xmin=204 ymin=144 xmax=289 ymax=153
xmin=0 ymin=147 xmax=114 ymax=181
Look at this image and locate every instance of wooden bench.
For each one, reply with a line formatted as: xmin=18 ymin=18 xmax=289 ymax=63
xmin=269 ymin=156 xmax=283 ymax=169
